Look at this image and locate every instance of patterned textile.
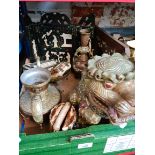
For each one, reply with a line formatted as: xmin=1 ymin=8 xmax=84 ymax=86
xmin=99 ymin=3 xmax=135 ymax=27
xmin=72 ymin=6 xmax=103 ymax=25
xmin=71 ymin=3 xmax=135 ymax=27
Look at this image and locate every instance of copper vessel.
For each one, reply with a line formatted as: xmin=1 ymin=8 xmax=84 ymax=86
xmin=80 ymin=29 xmax=91 ymax=47
xmin=73 ymin=29 xmax=92 ymax=72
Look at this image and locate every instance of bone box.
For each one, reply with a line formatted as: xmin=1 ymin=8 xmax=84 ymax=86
xmin=19 ymin=26 xmax=134 ymax=155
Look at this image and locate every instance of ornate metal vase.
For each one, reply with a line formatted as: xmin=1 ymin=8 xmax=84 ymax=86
xmin=20 ymin=67 xmax=60 ymax=124
xmin=73 ymin=29 xmax=92 ymax=72
xmin=80 ymin=29 xmax=91 ymax=47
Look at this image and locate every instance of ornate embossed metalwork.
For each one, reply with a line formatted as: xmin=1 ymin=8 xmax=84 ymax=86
xmin=40 ymin=12 xmax=71 ymax=25
xmin=26 ymin=12 xmax=73 ymax=63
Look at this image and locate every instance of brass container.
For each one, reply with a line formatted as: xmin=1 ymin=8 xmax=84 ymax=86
xmin=78 ymin=53 xmax=89 ymax=62
xmin=73 ymin=29 xmax=92 ymax=72
xmin=20 ymin=67 xmax=60 ymax=124
xmin=80 ymin=29 xmax=91 ymax=47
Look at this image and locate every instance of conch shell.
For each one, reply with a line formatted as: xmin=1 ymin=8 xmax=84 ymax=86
xmin=49 ymin=102 xmax=76 ymax=131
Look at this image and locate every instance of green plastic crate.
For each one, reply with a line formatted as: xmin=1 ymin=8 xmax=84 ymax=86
xmin=19 ymin=26 xmax=134 ymax=155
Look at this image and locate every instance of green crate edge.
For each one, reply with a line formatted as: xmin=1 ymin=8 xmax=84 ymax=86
xmin=19 ymin=120 xmax=135 ymax=155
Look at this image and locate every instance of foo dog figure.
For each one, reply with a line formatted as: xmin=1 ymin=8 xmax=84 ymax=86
xmin=77 ymin=52 xmax=135 ymax=125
